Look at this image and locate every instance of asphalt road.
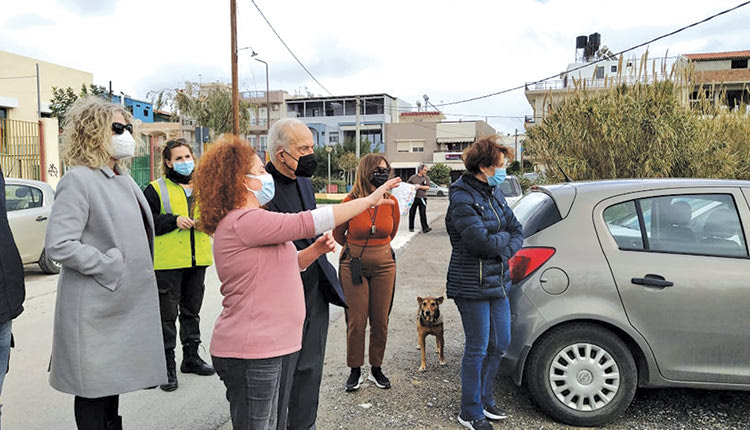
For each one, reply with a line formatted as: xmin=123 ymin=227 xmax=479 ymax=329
xmin=4 ymin=197 xmax=449 ymax=430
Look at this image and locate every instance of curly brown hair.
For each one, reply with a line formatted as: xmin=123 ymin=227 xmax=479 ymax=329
xmin=193 ymin=135 xmax=256 ymax=234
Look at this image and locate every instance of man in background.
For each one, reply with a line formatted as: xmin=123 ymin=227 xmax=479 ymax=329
xmin=407 ymin=163 xmax=432 ymax=233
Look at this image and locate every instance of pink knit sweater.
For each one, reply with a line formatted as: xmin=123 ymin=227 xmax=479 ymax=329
xmin=210 ymin=208 xmax=315 ymax=359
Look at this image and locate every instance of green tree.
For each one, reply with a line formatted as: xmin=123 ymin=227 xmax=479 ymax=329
xmin=148 ymin=82 xmax=253 ymax=135
xmin=429 ymin=163 xmax=451 ymax=185
xmin=50 ymin=83 xmax=109 ymax=127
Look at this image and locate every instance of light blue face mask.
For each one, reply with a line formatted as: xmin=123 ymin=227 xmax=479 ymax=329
xmin=246 ymin=173 xmax=275 ymax=206
xmin=173 ymin=160 xmax=195 ymax=176
xmin=486 ymin=167 xmax=507 ymax=187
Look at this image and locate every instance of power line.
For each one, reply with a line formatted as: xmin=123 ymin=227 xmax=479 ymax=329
xmin=249 ymin=0 xmax=333 ymax=96
xmin=437 ymin=0 xmax=750 ymax=107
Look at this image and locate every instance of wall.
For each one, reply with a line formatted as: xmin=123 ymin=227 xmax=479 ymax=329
xmin=0 ymin=50 xmax=93 ymax=122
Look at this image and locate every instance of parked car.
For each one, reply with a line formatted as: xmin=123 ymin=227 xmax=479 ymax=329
xmin=500 ymin=175 xmax=523 ymax=206
xmin=425 ymin=182 xmax=448 ymax=197
xmin=5 ymin=178 xmax=60 ymax=274
xmin=503 ymin=179 xmax=750 ymax=427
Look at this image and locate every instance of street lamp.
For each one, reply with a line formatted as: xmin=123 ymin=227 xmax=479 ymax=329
xmin=250 ymin=51 xmax=270 ymax=150
xmin=325 ymin=145 xmax=333 ymax=191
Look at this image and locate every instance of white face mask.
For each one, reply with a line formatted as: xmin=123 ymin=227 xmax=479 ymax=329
xmin=111 ymin=130 xmax=136 ymax=160
xmin=245 ymin=173 xmax=275 ymax=206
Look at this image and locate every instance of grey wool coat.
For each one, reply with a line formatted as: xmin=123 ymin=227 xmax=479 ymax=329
xmin=45 ymin=165 xmax=167 ymax=398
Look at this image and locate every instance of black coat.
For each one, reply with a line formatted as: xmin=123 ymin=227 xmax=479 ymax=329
xmin=445 ymin=173 xmax=523 ymax=300
xmin=0 ymin=166 xmax=25 ymax=322
xmin=265 ymin=162 xmax=347 ymax=308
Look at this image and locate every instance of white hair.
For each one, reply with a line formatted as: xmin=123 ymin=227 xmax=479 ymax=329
xmin=268 ymin=117 xmax=306 ymax=162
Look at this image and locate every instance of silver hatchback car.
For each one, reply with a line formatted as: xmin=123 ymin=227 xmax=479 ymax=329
xmin=503 ymin=179 xmax=750 ymax=426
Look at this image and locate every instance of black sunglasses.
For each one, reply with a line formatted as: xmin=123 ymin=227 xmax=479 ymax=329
xmin=374 ymin=167 xmax=391 ymax=174
xmin=112 ymin=122 xmax=133 ymax=135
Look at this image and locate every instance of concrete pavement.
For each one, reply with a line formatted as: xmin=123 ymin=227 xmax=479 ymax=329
xmin=3 ymin=197 xmax=448 ymax=430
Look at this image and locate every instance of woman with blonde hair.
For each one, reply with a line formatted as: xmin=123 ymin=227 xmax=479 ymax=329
xmin=333 ymin=153 xmax=400 ymax=392
xmin=45 ymin=97 xmax=166 ymax=429
xmin=193 ymin=136 xmax=399 ymax=429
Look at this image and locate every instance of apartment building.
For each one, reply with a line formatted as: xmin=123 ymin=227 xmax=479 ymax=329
xmin=286 ymin=93 xmax=411 ymax=152
xmin=680 ymin=50 xmax=750 ymax=108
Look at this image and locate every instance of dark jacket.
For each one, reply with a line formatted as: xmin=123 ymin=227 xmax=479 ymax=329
xmin=445 ymin=173 xmax=523 ymax=300
xmin=265 ymin=162 xmax=347 ymax=308
xmin=0 ymin=166 xmax=25 ymax=322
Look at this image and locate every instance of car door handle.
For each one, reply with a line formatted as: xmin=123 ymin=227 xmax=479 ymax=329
xmin=35 ymin=216 xmax=48 ymax=222
xmin=631 ymin=274 xmax=673 ymax=288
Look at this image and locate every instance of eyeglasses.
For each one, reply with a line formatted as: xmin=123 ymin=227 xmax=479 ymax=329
xmin=374 ymin=167 xmax=391 ymax=175
xmin=112 ymin=122 xmax=133 ymax=135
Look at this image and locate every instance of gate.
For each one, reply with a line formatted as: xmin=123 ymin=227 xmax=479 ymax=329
xmin=0 ymin=118 xmax=41 ymax=180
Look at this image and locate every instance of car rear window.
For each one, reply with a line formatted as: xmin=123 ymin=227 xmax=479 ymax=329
xmin=500 ymin=178 xmax=521 ymax=197
xmin=513 ymin=191 xmax=562 ymax=239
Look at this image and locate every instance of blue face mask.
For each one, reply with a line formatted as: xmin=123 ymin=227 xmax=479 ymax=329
xmin=173 ymin=160 xmax=195 ymax=176
xmin=486 ymin=167 xmax=507 ymax=187
xmin=246 ymin=173 xmax=275 ymax=206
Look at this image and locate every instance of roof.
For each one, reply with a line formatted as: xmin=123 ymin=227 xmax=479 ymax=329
xmin=286 ymin=93 xmax=397 ymax=102
xmin=401 ymin=111 xmax=442 ymax=117
xmin=693 ymin=69 xmax=750 ymax=84
xmin=683 ymin=50 xmax=750 ymax=61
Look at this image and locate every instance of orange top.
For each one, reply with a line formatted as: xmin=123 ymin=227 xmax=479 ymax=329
xmin=332 ymin=195 xmax=400 ymax=247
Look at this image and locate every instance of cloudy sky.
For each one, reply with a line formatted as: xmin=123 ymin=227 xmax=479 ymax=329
xmin=3 ymin=0 xmax=749 ymax=133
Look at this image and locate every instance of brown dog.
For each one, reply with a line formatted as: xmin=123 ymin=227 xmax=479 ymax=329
xmin=417 ymin=296 xmax=446 ymax=371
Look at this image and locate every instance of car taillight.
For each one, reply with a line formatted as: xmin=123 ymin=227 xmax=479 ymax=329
xmin=509 ymin=247 xmax=555 ymax=284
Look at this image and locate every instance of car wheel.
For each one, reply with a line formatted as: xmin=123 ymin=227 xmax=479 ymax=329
xmin=39 ymin=249 xmax=61 ymax=274
xmin=437 ymin=191 xmax=444 ymax=197
xmin=524 ymin=323 xmax=637 ymax=427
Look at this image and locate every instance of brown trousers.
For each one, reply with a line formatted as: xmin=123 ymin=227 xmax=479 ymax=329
xmin=339 ymin=243 xmax=396 ymax=368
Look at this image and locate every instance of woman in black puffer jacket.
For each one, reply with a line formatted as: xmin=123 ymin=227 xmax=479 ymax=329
xmin=445 ymin=136 xmax=523 ymax=430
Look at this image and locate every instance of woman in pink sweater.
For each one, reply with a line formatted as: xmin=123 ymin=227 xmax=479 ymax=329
xmin=193 ymin=136 xmax=399 ymax=429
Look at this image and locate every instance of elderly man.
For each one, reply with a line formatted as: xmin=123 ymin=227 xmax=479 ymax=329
xmin=265 ymin=118 xmax=347 ymax=430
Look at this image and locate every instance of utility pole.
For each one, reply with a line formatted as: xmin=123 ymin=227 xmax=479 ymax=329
xmin=355 ymin=96 xmax=361 ymax=159
xmin=230 ymin=0 xmax=239 ymax=136
xmin=35 ymin=64 xmax=41 ymax=119
xmin=514 ymin=128 xmax=518 ymax=165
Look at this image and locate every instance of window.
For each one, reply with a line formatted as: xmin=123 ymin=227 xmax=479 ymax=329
xmin=307 ymin=101 xmax=323 ymax=117
xmin=396 ymin=139 xmax=424 ymax=153
xmin=325 ymin=101 xmax=344 ymax=116
xmin=143 ymin=109 xmax=149 ymax=117
xmin=595 ymin=67 xmax=605 ymax=79
xmin=5 ymin=185 xmax=43 ymax=211
xmin=329 ymin=132 xmax=339 ymax=144
xmin=731 ymin=59 xmax=748 ymax=69
xmin=611 ymin=65 xmax=617 ymax=73
xmin=344 ymin=100 xmax=358 ymax=115
xmin=364 ymin=98 xmax=384 ymax=115
xmin=288 ymin=102 xmax=303 ymax=118
xmin=603 ymin=194 xmax=748 ymax=257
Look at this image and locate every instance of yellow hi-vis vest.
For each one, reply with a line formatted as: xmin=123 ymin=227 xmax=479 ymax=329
xmin=152 ymin=177 xmax=212 ymax=270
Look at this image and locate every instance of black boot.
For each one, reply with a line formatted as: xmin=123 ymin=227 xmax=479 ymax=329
xmin=160 ymin=349 xmax=178 ymax=392
xmin=180 ymin=341 xmax=215 ymax=376
xmin=105 ymin=416 xmax=123 ymax=430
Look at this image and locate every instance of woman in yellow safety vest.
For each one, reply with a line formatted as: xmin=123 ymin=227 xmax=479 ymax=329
xmin=142 ymin=138 xmax=214 ymax=392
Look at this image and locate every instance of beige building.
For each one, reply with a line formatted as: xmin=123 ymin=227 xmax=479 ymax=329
xmin=0 ymin=50 xmax=93 ymax=186
xmin=385 ymin=111 xmax=496 ymax=183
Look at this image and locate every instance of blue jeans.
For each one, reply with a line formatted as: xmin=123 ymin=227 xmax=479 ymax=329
xmin=454 ymin=297 xmax=511 ymax=421
xmin=213 ymin=355 xmax=284 ymax=430
xmin=0 ymin=319 xmax=11 ymax=424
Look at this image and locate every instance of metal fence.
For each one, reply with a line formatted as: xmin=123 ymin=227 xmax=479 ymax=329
xmin=0 ymin=118 xmax=41 ymax=180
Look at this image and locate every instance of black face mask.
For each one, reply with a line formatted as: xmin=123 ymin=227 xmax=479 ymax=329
xmin=167 ymin=168 xmax=191 ymax=184
xmin=370 ymin=167 xmax=391 ymax=187
xmin=284 ymin=151 xmax=317 ymax=177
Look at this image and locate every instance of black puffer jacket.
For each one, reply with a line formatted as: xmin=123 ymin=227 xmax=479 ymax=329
xmin=445 ymin=173 xmax=523 ymax=300
xmin=0 ymin=166 xmax=25 ymax=322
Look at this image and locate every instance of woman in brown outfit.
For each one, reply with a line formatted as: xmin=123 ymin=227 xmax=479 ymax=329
xmin=333 ymin=154 xmax=400 ymax=392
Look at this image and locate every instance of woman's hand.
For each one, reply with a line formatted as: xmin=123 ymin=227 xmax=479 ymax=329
xmin=313 ymin=232 xmax=336 ymax=256
xmin=176 ymin=216 xmax=195 ymax=230
xmin=367 ymin=177 xmax=401 ymax=207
